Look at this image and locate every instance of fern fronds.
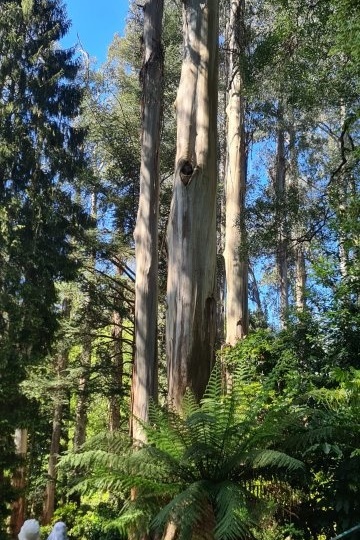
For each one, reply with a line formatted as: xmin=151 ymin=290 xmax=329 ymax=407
xmin=59 ymin=361 xmax=307 ymax=539
xmin=213 ymin=481 xmax=254 ymax=540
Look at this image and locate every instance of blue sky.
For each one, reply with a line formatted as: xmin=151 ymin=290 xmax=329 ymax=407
xmin=61 ymin=0 xmax=130 ymax=64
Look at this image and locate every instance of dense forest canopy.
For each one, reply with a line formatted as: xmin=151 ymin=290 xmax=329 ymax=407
xmin=0 ymin=0 xmax=359 ymax=539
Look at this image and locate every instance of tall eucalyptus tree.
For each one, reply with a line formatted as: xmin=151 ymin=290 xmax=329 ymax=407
xmin=223 ymin=0 xmax=249 ymax=344
xmin=166 ymin=0 xmax=219 ymax=409
xmin=132 ymin=0 xmax=164 ymax=440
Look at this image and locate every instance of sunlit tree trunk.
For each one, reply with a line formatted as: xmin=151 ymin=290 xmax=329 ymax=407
xmin=337 ymin=105 xmax=352 ymax=285
xmin=223 ymin=0 xmax=248 ymax=345
xmin=295 ymin=247 xmax=306 ymax=309
xmin=131 ymin=0 xmax=164 ymax=442
xmin=289 ymin=127 xmax=306 ymax=312
xmin=166 ymin=0 xmax=219 ymax=410
xmin=216 ymin=6 xmax=229 ymax=347
xmin=275 ymin=119 xmax=288 ymax=328
xmin=9 ymin=428 xmax=27 ymax=537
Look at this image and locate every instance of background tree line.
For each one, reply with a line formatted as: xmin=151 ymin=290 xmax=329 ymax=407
xmin=0 ymin=0 xmax=359 ymax=538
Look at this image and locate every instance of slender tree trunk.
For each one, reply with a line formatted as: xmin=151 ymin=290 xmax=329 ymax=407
xmin=289 ymin=127 xmax=306 ymax=312
xmin=216 ymin=7 xmax=229 ymax=347
xmin=275 ymin=121 xmax=288 ymax=328
xmin=131 ymin=0 xmax=164 ymax=442
xmin=248 ymin=262 xmax=264 ymax=316
xmin=9 ymin=428 xmax=28 ymax=537
xmin=42 ymin=343 xmax=68 ymax=524
xmin=109 ymin=306 xmax=123 ymax=432
xmin=166 ymin=0 xmax=219 ymax=409
xmin=295 ymin=247 xmax=306 ymax=310
xmin=223 ymin=0 xmax=248 ymax=345
xmin=73 ymin=192 xmax=97 ymax=451
xmin=73 ymin=336 xmax=91 ymax=452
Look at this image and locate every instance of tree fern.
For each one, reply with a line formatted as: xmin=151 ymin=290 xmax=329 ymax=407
xmin=60 ymin=362 xmax=305 ymax=539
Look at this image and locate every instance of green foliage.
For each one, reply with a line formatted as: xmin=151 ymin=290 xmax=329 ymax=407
xmin=0 ymin=0 xmax=90 ymax=514
xmin=224 ymin=326 xmax=360 ymax=538
xmin=41 ymin=501 xmax=127 ymax=540
xmin=61 ymin=363 xmax=304 ymax=539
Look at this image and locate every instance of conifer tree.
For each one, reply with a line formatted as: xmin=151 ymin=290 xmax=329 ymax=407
xmin=0 ymin=0 xmax=89 ymax=522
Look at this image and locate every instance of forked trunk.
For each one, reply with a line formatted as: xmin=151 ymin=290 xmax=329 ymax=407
xmin=132 ymin=0 xmax=164 ymax=442
xmin=166 ymin=0 xmax=219 ymax=409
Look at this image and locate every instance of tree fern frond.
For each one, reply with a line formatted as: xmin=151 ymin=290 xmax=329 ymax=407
xmin=182 ymin=389 xmax=201 ymax=417
xmin=60 ymin=449 xmax=127 ymax=471
xmin=213 ymin=481 xmax=255 ymax=540
xmin=289 ymin=423 xmax=337 ymax=451
xmin=151 ymin=481 xmax=211 ymax=540
xmin=249 ymin=449 xmax=304 ymax=473
xmin=201 ymin=361 xmax=224 ymax=404
xmin=144 ymin=403 xmax=190 ymax=458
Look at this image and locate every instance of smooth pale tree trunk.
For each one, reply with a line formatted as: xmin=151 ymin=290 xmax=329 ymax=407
xmin=289 ymin=128 xmax=307 ymax=312
xmin=223 ymin=0 xmax=248 ymax=345
xmin=295 ymin=247 xmax=306 ymax=310
xmin=9 ymin=428 xmax=27 ymax=537
xmin=131 ymin=0 xmax=164 ymax=442
xmin=166 ymin=0 xmax=219 ymax=410
xmin=275 ymin=123 xmax=288 ymax=328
